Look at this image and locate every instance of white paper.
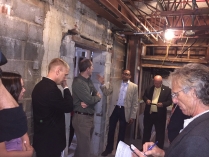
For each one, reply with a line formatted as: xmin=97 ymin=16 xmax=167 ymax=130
xmin=115 ymin=141 xmax=133 ymax=157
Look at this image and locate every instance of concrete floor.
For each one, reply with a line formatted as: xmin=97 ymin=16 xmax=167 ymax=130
xmin=68 ymin=135 xmax=143 ymax=157
xmin=68 ymin=132 xmax=170 ymax=157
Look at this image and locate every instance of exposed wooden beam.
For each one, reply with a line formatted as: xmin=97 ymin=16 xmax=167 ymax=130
xmin=142 ymin=56 xmax=208 ymax=63
xmin=206 ymin=47 xmax=209 ymax=61
xmin=169 ymin=26 xmax=209 ymax=30
xmin=159 ymin=7 xmax=209 ymax=16
xmin=141 ymin=63 xmax=182 ymax=68
xmin=79 ymin=0 xmax=124 ymax=28
xmin=145 ymin=44 xmax=208 ymax=47
xmin=72 ymin=35 xmax=106 ymax=51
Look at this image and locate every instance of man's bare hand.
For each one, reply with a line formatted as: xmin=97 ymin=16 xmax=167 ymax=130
xmin=61 ymin=80 xmax=68 ymax=88
xmin=97 ymin=74 xmax=105 ymax=85
xmin=128 ymin=118 xmax=134 ymax=125
xmin=147 ymin=100 xmax=151 ymax=105
xmin=157 ymin=102 xmax=163 ymax=107
xmin=81 ymin=102 xmax=88 ymax=108
xmin=97 ymin=92 xmax=102 ymax=98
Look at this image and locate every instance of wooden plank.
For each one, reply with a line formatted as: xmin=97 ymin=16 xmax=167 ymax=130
xmin=159 ymin=7 xmax=209 ymax=16
xmin=142 ymin=56 xmax=208 ymax=63
xmin=145 ymin=44 xmax=208 ymax=47
xmin=72 ymin=35 xmax=107 ymax=51
xmin=141 ymin=63 xmax=182 ymax=68
xmin=206 ymin=47 xmax=209 ymax=61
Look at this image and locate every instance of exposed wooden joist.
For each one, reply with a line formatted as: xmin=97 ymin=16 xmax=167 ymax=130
xmin=72 ymin=35 xmax=106 ymax=51
xmin=142 ymin=56 xmax=208 ymax=63
xmin=141 ymin=64 xmax=182 ymax=68
xmin=145 ymin=44 xmax=208 ymax=47
xmin=170 ymin=26 xmax=209 ymax=30
xmin=159 ymin=7 xmax=209 ymax=16
xmin=79 ymin=0 xmax=124 ymax=29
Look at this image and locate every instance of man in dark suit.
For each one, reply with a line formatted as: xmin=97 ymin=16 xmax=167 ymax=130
xmin=32 ymin=58 xmax=73 ymax=157
xmin=167 ymin=104 xmax=190 ymax=143
xmin=142 ymin=75 xmax=172 ymax=149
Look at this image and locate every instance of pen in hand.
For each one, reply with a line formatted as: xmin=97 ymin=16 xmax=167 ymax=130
xmin=130 ymin=144 xmax=140 ymax=157
xmin=144 ymin=141 xmax=158 ymax=156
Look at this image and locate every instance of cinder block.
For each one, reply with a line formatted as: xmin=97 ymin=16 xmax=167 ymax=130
xmin=1 ymin=60 xmax=26 ymax=77
xmin=24 ymin=42 xmax=39 ymax=61
xmin=22 ymin=99 xmax=32 ymax=116
xmin=24 ymin=80 xmax=36 ymax=98
xmin=0 ymin=15 xmax=28 ymax=40
xmin=12 ymin=0 xmax=45 ymax=23
xmin=0 ymin=37 xmax=22 ymax=59
xmin=28 ymin=24 xmax=43 ymax=43
xmin=25 ymin=61 xmax=41 ymax=81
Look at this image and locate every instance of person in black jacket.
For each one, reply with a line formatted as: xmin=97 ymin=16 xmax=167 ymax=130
xmin=132 ymin=63 xmax=209 ymax=157
xmin=32 ymin=58 xmax=73 ymax=157
xmin=167 ymin=104 xmax=190 ymax=143
xmin=142 ymin=75 xmax=172 ymax=149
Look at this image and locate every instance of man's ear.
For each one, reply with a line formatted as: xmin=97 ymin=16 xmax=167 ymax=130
xmin=55 ymin=67 xmax=60 ymax=76
xmin=191 ymin=88 xmax=197 ymax=98
xmin=86 ymin=67 xmax=90 ymax=72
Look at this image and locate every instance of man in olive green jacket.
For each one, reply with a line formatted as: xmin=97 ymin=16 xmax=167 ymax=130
xmin=98 ymin=70 xmax=139 ymax=156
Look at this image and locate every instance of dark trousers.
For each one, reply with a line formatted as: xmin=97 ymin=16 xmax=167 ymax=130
xmin=36 ymin=151 xmax=61 ymax=157
xmin=69 ymin=115 xmax=74 ymax=146
xmin=105 ymin=106 xmax=127 ymax=152
xmin=142 ymin=112 xmax=166 ymax=149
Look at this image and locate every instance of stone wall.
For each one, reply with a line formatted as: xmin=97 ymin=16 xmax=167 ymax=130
xmin=0 ymin=0 xmax=127 ymax=156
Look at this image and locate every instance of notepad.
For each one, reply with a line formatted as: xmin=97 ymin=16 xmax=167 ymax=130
xmin=115 ymin=141 xmax=134 ymax=157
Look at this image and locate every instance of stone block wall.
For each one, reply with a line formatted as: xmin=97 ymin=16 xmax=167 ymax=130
xmin=0 ymin=0 xmax=45 ymax=140
xmin=0 ymin=0 xmax=127 ymax=156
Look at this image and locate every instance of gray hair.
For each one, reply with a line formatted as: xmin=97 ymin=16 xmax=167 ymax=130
xmin=169 ymin=63 xmax=209 ymax=105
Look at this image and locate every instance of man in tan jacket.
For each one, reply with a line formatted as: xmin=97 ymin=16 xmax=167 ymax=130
xmin=98 ymin=70 xmax=138 ymax=156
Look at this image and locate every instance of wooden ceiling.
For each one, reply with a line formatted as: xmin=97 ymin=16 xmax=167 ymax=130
xmin=79 ymin=0 xmax=209 ymax=67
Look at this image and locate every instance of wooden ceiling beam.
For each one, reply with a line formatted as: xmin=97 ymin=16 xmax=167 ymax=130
xmin=159 ymin=7 xmax=209 ymax=16
xmin=168 ymin=26 xmax=209 ymax=30
xmin=79 ymin=0 xmax=124 ymax=28
xmin=145 ymin=44 xmax=208 ymax=47
xmin=141 ymin=63 xmax=182 ymax=69
xmin=142 ymin=56 xmax=208 ymax=63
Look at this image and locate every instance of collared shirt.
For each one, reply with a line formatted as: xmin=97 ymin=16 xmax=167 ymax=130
xmin=117 ymin=80 xmax=129 ymax=106
xmin=150 ymin=87 xmax=161 ymax=113
xmin=180 ymin=110 xmax=209 ymax=133
xmin=72 ymin=74 xmax=101 ymax=114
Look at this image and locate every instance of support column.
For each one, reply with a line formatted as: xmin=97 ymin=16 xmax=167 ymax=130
xmin=91 ymin=51 xmax=112 ymax=156
xmin=60 ymin=35 xmax=76 ymax=157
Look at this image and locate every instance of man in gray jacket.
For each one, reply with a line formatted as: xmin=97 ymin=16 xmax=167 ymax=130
xmin=98 ymin=70 xmax=138 ymax=156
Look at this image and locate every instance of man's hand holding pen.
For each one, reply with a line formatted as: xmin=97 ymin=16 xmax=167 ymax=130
xmin=132 ymin=141 xmax=165 ymax=157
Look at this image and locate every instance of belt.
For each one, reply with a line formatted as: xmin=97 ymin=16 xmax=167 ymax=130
xmin=74 ymin=111 xmax=94 ymax=116
xmin=115 ymin=105 xmax=124 ymax=108
xmin=151 ymin=112 xmax=158 ymax=114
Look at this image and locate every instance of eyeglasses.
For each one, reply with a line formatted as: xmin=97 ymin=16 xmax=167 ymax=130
xmin=171 ymin=88 xmax=186 ymax=98
xmin=122 ymin=73 xmax=130 ymax=76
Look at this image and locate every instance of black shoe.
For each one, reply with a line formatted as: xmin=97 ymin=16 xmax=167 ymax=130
xmin=101 ymin=150 xmax=112 ymax=156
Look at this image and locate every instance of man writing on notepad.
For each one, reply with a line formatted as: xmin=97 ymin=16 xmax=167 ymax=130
xmin=142 ymin=75 xmax=172 ymax=149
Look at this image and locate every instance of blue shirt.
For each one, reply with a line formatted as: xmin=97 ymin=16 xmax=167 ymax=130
xmin=117 ymin=81 xmax=130 ymax=106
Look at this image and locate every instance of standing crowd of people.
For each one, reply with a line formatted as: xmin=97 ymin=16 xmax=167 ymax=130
xmin=1 ymin=49 xmax=209 ymax=157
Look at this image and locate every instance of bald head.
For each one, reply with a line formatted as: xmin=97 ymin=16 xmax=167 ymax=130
xmin=154 ymin=75 xmax=162 ymax=88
